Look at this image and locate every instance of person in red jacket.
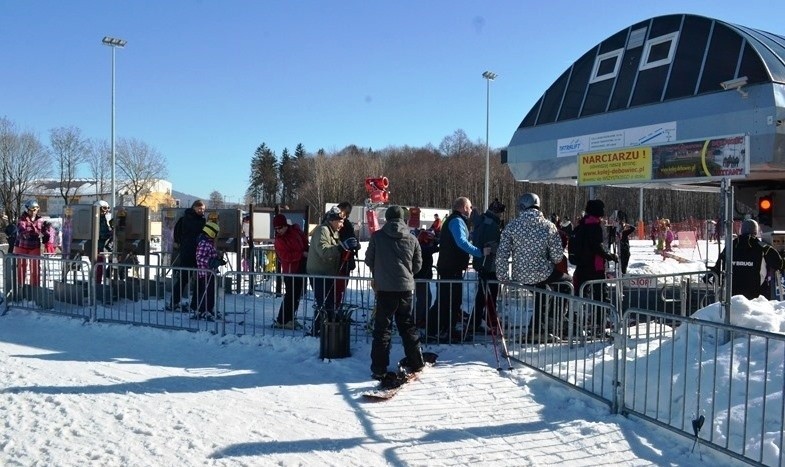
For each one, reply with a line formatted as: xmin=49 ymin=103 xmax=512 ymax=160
xmin=431 ymin=213 xmax=442 ymax=236
xmin=273 ymin=214 xmax=309 ymax=329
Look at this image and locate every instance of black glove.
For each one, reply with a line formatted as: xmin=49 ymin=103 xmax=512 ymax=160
xmin=608 ymin=253 xmax=618 ymax=263
xmin=701 ymin=273 xmax=714 ymax=284
xmin=219 ymin=258 xmax=227 ymax=266
xmin=341 ymin=237 xmax=359 ymax=251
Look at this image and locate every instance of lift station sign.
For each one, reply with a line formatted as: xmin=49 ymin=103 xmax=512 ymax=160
xmin=577 ymin=134 xmax=749 ymax=186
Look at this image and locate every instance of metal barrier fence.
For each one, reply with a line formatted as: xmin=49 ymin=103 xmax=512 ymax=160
xmin=2 ymin=253 xmax=779 ymax=464
xmin=620 ymin=308 xmax=784 ymax=466
xmin=499 ymin=282 xmax=623 ymax=410
xmin=500 ymin=274 xmax=781 ymax=466
xmin=3 ymin=252 xmax=93 ymax=319
xmin=580 ymin=270 xmax=720 ymax=319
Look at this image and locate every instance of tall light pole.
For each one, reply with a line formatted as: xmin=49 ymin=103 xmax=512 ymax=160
xmin=102 ymin=36 xmax=126 ymax=209
xmin=482 ymin=71 xmax=497 ymax=212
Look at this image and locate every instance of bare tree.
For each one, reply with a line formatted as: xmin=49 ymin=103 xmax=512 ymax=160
xmin=115 ymin=137 xmax=168 ymax=206
xmin=0 ymin=118 xmax=51 ymax=218
xmin=50 ymin=126 xmax=88 ymax=205
xmin=208 ymin=190 xmax=225 ymax=209
xmin=86 ymin=138 xmax=111 ymax=198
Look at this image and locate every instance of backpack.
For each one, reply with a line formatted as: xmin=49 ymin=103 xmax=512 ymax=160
xmin=472 ymin=214 xmax=501 ymax=272
xmin=567 ymin=224 xmax=585 ymax=266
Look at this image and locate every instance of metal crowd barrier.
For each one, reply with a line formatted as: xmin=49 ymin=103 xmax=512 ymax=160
xmin=621 ymin=308 xmax=784 ymax=466
xmin=2 ymin=252 xmax=778 ymax=464
xmin=499 ymin=281 xmax=622 ymax=409
xmin=579 ymin=270 xmax=720 ymax=319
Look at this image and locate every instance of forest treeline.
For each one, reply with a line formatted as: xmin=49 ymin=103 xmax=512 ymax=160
xmin=245 ymin=129 xmax=724 ymax=224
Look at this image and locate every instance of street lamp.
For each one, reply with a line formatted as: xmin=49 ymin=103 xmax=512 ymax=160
xmin=482 ymin=71 xmax=497 ymax=212
xmin=102 ymin=36 xmax=126 ymax=210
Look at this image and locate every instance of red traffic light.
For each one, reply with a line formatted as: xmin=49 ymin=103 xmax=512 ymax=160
xmin=759 ymin=197 xmax=772 ymax=211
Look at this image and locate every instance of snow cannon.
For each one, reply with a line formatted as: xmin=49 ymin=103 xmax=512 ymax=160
xmin=365 ymin=177 xmax=390 ymax=204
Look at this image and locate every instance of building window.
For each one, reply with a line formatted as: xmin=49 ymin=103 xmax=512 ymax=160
xmin=640 ymin=31 xmax=679 ymax=70
xmin=589 ymin=48 xmax=624 ymax=83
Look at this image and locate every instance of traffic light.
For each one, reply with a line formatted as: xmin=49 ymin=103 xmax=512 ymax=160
xmin=758 ymin=195 xmax=773 ymax=226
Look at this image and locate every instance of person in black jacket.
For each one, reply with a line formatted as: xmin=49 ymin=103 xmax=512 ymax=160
xmin=616 ymin=211 xmax=636 ymax=275
xmin=365 ymin=205 xmax=424 ymax=379
xmin=709 ymin=219 xmax=784 ymax=300
xmin=468 ymin=199 xmax=505 ymax=334
xmin=169 ymin=200 xmax=206 ymax=311
xmin=572 ymin=199 xmax=618 ymax=301
xmin=413 ymin=228 xmax=438 ymax=328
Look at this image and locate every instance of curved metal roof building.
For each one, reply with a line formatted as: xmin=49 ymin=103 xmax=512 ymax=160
xmin=503 ymin=14 xmax=785 ymax=188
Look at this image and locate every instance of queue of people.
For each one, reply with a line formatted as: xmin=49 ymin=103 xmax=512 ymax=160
xmin=7 ymin=194 xmax=783 ymax=380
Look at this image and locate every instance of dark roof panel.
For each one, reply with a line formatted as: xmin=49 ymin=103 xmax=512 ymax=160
xmin=519 ymin=14 xmax=784 ymax=130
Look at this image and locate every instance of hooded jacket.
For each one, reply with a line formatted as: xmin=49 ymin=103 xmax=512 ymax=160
xmin=365 ymin=218 xmax=422 ymax=292
xmin=306 ymin=221 xmax=342 ymax=276
xmin=274 ymin=224 xmax=309 ymax=274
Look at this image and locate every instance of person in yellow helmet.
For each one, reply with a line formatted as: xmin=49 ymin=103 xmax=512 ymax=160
xmin=193 ymin=221 xmax=225 ymax=320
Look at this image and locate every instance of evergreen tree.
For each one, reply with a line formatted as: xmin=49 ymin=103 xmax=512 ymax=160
xmin=279 ymin=147 xmax=294 ymax=206
xmin=247 ymin=143 xmax=279 ymax=206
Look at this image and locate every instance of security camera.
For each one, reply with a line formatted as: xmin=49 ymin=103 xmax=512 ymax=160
xmin=720 ymin=76 xmax=748 ymax=91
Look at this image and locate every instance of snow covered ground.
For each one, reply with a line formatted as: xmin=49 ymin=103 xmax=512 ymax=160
xmin=0 ymin=238 xmax=777 ymax=466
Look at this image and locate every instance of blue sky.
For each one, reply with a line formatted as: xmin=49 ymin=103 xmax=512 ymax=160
xmin=1 ymin=1 xmax=781 ymax=203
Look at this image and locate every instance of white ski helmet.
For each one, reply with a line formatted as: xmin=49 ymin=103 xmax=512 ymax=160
xmin=24 ymin=200 xmax=40 ymax=211
xmin=94 ymin=200 xmax=110 ymax=208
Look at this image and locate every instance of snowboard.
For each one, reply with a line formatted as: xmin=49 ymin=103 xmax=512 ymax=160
xmin=362 ymin=352 xmax=438 ymax=401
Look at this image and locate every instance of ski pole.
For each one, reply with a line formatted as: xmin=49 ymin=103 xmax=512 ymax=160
xmin=494 ymin=281 xmax=513 ymax=371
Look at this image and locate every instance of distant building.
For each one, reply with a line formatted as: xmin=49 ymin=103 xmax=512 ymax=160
xmin=26 ymin=178 xmax=178 ymax=216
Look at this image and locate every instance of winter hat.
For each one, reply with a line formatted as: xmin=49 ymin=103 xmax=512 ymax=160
xmin=585 ymin=199 xmax=605 ymax=218
xmin=741 ymin=219 xmax=759 ymax=236
xmin=273 ymin=214 xmax=288 ymax=228
xmin=385 ymin=205 xmax=404 ymax=221
xmin=325 ymin=207 xmax=343 ymax=222
xmin=202 ymin=221 xmax=220 ymax=239
xmin=489 ymin=198 xmax=506 ymax=214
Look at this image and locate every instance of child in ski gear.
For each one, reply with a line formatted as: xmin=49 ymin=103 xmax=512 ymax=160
xmin=14 ymin=200 xmax=44 ymax=286
xmin=169 ymin=200 xmax=206 ymax=311
xmin=365 ymin=205 xmax=424 ymax=379
xmin=428 ymin=197 xmax=488 ymax=342
xmin=194 ymin=221 xmax=224 ymax=319
xmin=664 ymin=220 xmax=674 ymax=251
xmin=709 ymin=219 xmax=784 ymax=299
xmin=273 ymin=214 xmax=309 ymax=329
xmin=495 ymin=193 xmax=570 ymax=342
xmin=468 ymin=198 xmax=504 ymax=334
xmin=306 ymin=208 xmax=345 ymax=336
xmin=42 ymin=221 xmax=57 ymax=254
